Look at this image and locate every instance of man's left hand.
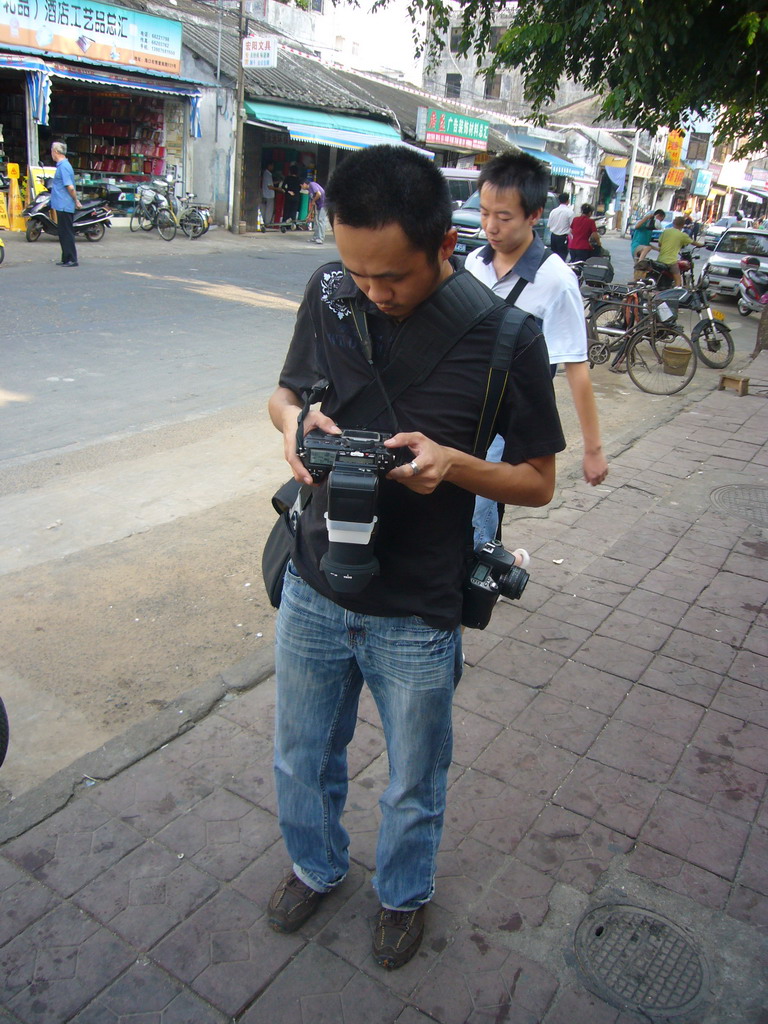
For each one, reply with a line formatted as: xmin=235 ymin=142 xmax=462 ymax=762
xmin=384 ymin=431 xmax=447 ymax=493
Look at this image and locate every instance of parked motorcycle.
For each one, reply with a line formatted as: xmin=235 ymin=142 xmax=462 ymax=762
xmin=738 ymin=255 xmax=768 ymax=317
xmin=653 ymin=252 xmax=734 ymax=369
xmin=23 ymin=183 xmax=111 ymax=243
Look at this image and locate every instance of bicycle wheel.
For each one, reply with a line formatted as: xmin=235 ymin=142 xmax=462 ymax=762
xmin=181 ymin=209 xmax=205 ymax=238
xmin=691 ymin=320 xmax=735 ymax=369
xmin=129 ymin=209 xmax=141 ymax=232
xmin=626 ymin=324 xmax=697 ymax=395
xmin=157 ymin=209 xmax=177 ymax=241
xmin=139 ymin=207 xmax=155 ymax=231
xmin=590 ymin=303 xmax=629 ymax=343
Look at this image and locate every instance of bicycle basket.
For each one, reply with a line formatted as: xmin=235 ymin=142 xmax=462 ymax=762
xmin=137 ymin=186 xmax=156 ymax=202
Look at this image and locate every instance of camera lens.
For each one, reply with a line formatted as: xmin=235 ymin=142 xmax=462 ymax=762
xmin=498 ymin=565 xmax=529 ymax=601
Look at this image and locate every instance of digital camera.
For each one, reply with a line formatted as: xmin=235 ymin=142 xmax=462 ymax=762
xmin=297 ymin=428 xmax=406 ymax=595
xmin=461 ymin=540 xmax=530 ymax=630
xmin=297 ymin=428 xmax=399 ymax=481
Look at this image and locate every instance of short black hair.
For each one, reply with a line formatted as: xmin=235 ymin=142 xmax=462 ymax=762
xmin=558 ymin=192 xmax=569 ymax=204
xmin=476 ymin=152 xmax=548 ymax=217
xmin=654 ymin=209 xmax=664 ymax=217
xmin=325 ymin=145 xmax=452 ymax=259
xmin=581 ymin=203 xmax=594 ymax=216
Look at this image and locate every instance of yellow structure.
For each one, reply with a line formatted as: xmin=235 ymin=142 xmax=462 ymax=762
xmin=6 ymin=164 xmax=26 ymax=232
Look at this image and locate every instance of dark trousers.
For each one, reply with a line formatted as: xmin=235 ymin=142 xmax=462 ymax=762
xmin=550 ymin=233 xmax=568 ymax=259
xmin=57 ymin=211 xmax=78 ymax=265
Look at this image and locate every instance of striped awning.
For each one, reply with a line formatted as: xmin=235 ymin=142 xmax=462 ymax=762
xmin=245 ymin=101 xmax=402 ymax=151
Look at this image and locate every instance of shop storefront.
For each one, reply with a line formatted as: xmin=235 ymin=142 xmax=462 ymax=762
xmin=1 ymin=1 xmax=203 ymax=217
xmin=243 ymin=100 xmax=406 ymax=229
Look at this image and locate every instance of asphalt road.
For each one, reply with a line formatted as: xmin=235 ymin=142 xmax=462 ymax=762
xmin=1 ymin=224 xmax=327 ymax=464
xmin=0 ymin=222 xmax=762 ymax=805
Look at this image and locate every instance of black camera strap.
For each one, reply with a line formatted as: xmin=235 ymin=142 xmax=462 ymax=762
xmin=470 ymin=306 xmax=535 ymax=457
xmin=340 ymin=269 xmax=501 ymax=427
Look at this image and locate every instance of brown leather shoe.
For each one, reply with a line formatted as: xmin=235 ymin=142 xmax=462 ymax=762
xmin=372 ymin=905 xmax=426 ymax=969
xmin=268 ymin=872 xmax=324 ymax=933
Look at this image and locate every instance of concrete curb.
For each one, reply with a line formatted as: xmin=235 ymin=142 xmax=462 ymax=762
xmin=0 ymin=647 xmax=275 ymax=844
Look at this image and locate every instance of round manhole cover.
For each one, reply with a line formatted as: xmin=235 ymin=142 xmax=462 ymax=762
xmin=574 ymin=905 xmax=708 ymax=1016
xmin=710 ymin=484 xmax=768 ymax=527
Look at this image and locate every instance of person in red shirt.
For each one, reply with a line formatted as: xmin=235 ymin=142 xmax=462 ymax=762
xmin=568 ymin=203 xmax=600 ymax=262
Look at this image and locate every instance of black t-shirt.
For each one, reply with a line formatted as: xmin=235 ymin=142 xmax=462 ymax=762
xmin=279 ymin=262 xmax=565 ymax=629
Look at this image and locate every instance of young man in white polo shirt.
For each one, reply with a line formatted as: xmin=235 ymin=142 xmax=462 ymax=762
xmin=464 ymin=153 xmax=607 ymax=545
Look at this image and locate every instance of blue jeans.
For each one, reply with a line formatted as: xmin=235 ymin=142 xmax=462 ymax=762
xmin=472 ymin=433 xmax=505 ymax=549
xmin=274 ymin=563 xmax=462 ymax=910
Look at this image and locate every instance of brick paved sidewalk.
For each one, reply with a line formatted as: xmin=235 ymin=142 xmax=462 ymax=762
xmin=1 ymin=364 xmax=767 ymax=1023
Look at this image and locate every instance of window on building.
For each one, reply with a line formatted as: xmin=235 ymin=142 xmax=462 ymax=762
xmin=311 ymin=0 xmax=323 ymax=11
xmin=484 ymin=74 xmax=502 ymax=100
xmin=450 ymin=26 xmax=464 ymax=52
xmin=490 ymin=25 xmax=505 ymax=50
xmin=445 ymin=73 xmax=462 ymax=98
xmin=687 ymin=132 xmax=710 ymax=162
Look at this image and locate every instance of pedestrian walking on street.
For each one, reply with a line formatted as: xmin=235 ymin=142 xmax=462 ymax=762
xmin=546 ymin=192 xmax=574 ymax=260
xmin=266 ymin=144 xmax=564 ymax=969
xmin=50 ymin=141 xmax=81 ymax=267
xmin=464 ymin=152 xmax=608 ymax=537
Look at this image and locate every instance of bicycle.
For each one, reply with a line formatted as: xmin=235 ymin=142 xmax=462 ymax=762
xmin=595 ymin=255 xmax=734 ymax=371
xmin=155 ymin=182 xmax=211 ymax=241
xmin=586 ymin=281 xmax=698 ymax=395
xmin=129 ymin=184 xmax=163 ymax=233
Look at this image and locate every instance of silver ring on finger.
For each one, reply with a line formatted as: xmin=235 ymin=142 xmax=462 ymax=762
xmin=410 ymin=460 xmax=420 ymax=476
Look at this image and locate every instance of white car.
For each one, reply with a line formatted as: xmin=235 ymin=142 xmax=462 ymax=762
xmin=702 ymin=227 xmax=768 ymax=298
xmin=703 ymin=215 xmax=753 ymax=249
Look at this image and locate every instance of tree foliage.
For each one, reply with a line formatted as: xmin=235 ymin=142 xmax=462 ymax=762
xmin=393 ymin=0 xmax=768 ymax=155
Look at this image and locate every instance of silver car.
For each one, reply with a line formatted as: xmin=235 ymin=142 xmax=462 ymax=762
xmin=702 ymin=215 xmax=753 ymax=249
xmin=702 ymin=228 xmax=768 ymax=298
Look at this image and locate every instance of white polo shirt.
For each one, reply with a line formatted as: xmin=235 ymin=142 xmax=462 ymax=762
xmin=547 ymin=203 xmax=574 ymax=237
xmin=464 ymin=234 xmax=587 ymax=364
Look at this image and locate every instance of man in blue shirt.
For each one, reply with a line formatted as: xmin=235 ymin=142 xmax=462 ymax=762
xmin=50 ymin=141 xmax=82 ymax=267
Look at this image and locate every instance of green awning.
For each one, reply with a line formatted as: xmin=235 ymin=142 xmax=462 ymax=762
xmin=244 ymin=101 xmax=402 ymax=151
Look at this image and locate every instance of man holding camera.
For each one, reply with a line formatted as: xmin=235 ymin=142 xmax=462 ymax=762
xmin=266 ymin=145 xmax=564 ymax=969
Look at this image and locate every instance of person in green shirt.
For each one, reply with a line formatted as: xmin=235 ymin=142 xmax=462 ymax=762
xmin=657 ymin=216 xmax=704 ymax=285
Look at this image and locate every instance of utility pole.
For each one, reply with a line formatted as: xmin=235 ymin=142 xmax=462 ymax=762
xmin=230 ymin=0 xmax=246 ymax=234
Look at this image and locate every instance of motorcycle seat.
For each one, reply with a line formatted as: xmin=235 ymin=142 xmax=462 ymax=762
xmin=79 ymin=199 xmax=105 ymax=210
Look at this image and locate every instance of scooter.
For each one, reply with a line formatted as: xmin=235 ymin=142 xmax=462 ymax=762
xmin=23 ymin=184 xmax=111 ymax=244
xmin=738 ymin=255 xmax=768 ymax=316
